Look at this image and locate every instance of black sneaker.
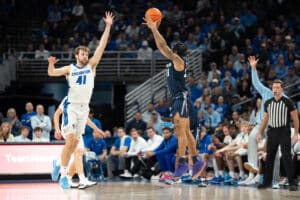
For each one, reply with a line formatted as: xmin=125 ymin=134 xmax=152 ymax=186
xmin=289 ymin=185 xmax=298 ymax=191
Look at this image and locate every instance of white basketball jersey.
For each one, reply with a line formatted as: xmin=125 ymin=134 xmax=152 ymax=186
xmin=67 ymin=64 xmax=95 ymax=104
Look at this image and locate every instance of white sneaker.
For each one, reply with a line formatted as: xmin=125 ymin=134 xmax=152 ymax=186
xmin=279 ymin=177 xmax=289 ymax=186
xmin=70 ymin=181 xmax=79 ymax=188
xmin=133 ymin=174 xmax=140 ymax=178
xmin=253 ymin=174 xmax=261 ymax=184
xmin=272 ymin=180 xmax=280 ymax=189
xmin=78 ymin=179 xmax=97 ymax=189
xmin=238 ymin=175 xmax=253 ymax=185
xmin=120 ymin=171 xmax=132 ymax=178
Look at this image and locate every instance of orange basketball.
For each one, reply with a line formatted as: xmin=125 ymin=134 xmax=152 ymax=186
xmin=145 ymin=7 xmax=162 ymax=23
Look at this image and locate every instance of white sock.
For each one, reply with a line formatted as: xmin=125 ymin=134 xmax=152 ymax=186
xmin=79 ymin=174 xmax=86 ymax=184
xmin=239 ymin=171 xmax=245 ymax=178
xmin=229 ymin=171 xmax=235 ymax=178
xmin=219 ymin=170 xmax=224 ymax=177
xmin=67 ymin=175 xmax=72 ymax=182
xmin=60 ymin=167 xmax=67 ymax=177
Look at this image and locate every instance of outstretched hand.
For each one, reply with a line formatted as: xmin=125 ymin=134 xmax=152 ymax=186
xmin=143 ymin=15 xmax=158 ymax=30
xmin=248 ymin=56 xmax=259 ymax=70
xmin=103 ymin=11 xmax=114 ymax=26
xmin=48 ymin=56 xmax=59 ymax=65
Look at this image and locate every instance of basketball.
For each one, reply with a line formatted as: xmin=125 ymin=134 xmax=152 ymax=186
xmin=145 ymin=7 xmax=162 ymax=23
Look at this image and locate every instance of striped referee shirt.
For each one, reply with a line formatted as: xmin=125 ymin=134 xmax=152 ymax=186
xmin=264 ymin=96 xmax=296 ymax=128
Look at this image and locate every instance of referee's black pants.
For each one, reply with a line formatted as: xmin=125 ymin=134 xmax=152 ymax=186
xmin=264 ymin=127 xmax=295 ymax=186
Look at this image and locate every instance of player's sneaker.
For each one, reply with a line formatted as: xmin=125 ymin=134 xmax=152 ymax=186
xmin=59 ymin=176 xmax=70 ymax=189
xmin=198 ymin=180 xmax=208 ymax=187
xmin=223 ymin=175 xmax=234 ymax=184
xmin=181 ymin=174 xmax=193 ymax=184
xmin=159 ymin=173 xmax=172 ymax=182
xmin=272 ymin=180 xmax=280 ymax=189
xmin=192 ymin=160 xmax=206 ymax=180
xmin=70 ymin=181 xmax=79 ymax=188
xmin=279 ymin=177 xmax=289 ymax=186
xmin=173 ymin=162 xmax=189 ymax=179
xmin=244 ymin=162 xmax=258 ymax=174
xmin=51 ymin=160 xmax=61 ymax=182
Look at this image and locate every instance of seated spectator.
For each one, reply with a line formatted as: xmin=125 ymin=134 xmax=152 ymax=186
xmin=72 ymin=0 xmax=84 ymax=18
xmin=84 ymin=109 xmax=102 ymax=145
xmin=126 ymin=111 xmax=147 ymax=135
xmin=35 ymin=44 xmax=50 ymax=59
xmin=87 ymin=35 xmax=99 ymax=52
xmin=203 ymin=105 xmax=221 ymax=133
xmin=144 ymin=127 xmax=178 ymax=182
xmin=137 ymin=41 xmax=153 ymax=61
xmin=3 ymin=108 xmax=22 ymax=136
xmin=30 ymin=104 xmax=52 ymax=141
xmin=0 ymin=122 xmax=14 ymax=142
xmin=188 ymin=76 xmax=202 ymax=104
xmin=214 ymin=95 xmax=228 ymax=122
xmin=104 ymin=130 xmax=112 ymax=138
xmin=237 ymin=79 xmax=251 ymax=101
xmin=32 ymin=127 xmax=48 ymax=142
xmin=184 ymin=33 xmax=197 ymax=50
xmin=233 ymin=53 xmax=246 ymax=75
xmin=21 ymin=102 xmax=37 ymax=139
xmin=155 ymin=98 xmax=170 ymax=121
xmin=106 ymin=127 xmax=131 ymax=178
xmin=147 ymin=112 xmax=163 ymax=136
xmin=215 ymin=121 xmax=250 ymax=181
xmin=142 ymin=102 xmax=161 ymax=124
xmin=14 ymin=126 xmax=31 ymax=142
xmin=47 ymin=4 xmax=61 ymax=23
xmin=144 ymin=127 xmax=163 ymax=152
xmin=120 ymin=128 xmax=148 ymax=178
xmin=207 ymin=62 xmax=221 ymax=84
xmin=273 ymin=55 xmax=288 ymax=79
xmin=220 ymin=71 xmax=237 ymax=88
xmin=284 ymin=66 xmax=299 ymax=95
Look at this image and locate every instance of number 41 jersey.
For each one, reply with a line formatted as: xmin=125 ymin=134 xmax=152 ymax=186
xmin=67 ymin=63 xmax=95 ymax=104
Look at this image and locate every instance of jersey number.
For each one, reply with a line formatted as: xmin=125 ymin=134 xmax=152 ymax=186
xmin=76 ymin=75 xmax=87 ymax=85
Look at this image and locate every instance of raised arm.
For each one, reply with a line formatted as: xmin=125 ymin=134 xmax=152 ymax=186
xmin=248 ymin=56 xmax=272 ymax=95
xmin=47 ymin=56 xmax=70 ymax=77
xmin=143 ymin=16 xmax=184 ymax=71
xmin=89 ymin=11 xmax=114 ymax=70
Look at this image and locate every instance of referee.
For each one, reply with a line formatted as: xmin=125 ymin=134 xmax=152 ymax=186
xmin=257 ymin=79 xmax=299 ymax=191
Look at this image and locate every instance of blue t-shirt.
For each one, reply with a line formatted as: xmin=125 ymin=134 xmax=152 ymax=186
xmin=21 ymin=112 xmax=37 ymax=128
xmin=84 ymin=117 xmax=102 ymax=139
xmin=85 ymin=138 xmax=107 ymax=156
xmin=113 ymin=136 xmax=131 ymax=150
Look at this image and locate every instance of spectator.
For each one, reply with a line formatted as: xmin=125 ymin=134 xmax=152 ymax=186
xmin=30 ymin=104 xmax=52 ymax=141
xmin=237 ymin=79 xmax=251 ymax=101
xmin=273 ymin=55 xmax=288 ymax=79
xmin=72 ymin=0 xmax=84 ymax=18
xmin=48 ymin=4 xmax=62 ymax=23
xmin=233 ymin=53 xmax=246 ymax=75
xmin=120 ymin=128 xmax=148 ymax=178
xmin=197 ymin=126 xmax=213 ymax=163
xmin=207 ymin=62 xmax=221 ymax=84
xmin=284 ymin=67 xmax=299 ymax=95
xmin=35 ymin=44 xmax=50 ymax=59
xmin=214 ymin=95 xmax=228 ymax=122
xmin=142 ymin=103 xmax=161 ymax=124
xmin=74 ymin=14 xmax=89 ymax=33
xmin=147 ymin=113 xmax=163 ymax=136
xmin=84 ymin=109 xmax=102 ymax=145
xmin=125 ymin=21 xmax=140 ymax=38
xmin=170 ymin=32 xmax=181 ymax=48
xmin=204 ymin=105 xmax=221 ymax=132
xmin=104 ymin=130 xmax=112 ymax=138
xmin=155 ymin=98 xmax=170 ymax=121
xmin=144 ymin=127 xmax=163 ymax=152
xmin=107 ymin=127 xmax=131 ymax=178
xmin=0 ymin=122 xmax=14 ymax=142
xmin=184 ymin=33 xmax=197 ymax=50
xmin=32 ymin=127 xmax=48 ymax=142
xmin=137 ymin=41 xmax=153 ymax=61
xmin=14 ymin=126 xmax=31 ymax=142
xmin=3 ymin=108 xmax=22 ymax=136
xmin=21 ymin=102 xmax=37 ymax=138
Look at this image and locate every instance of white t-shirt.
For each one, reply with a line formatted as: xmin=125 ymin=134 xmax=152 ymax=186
xmin=127 ymin=136 xmax=148 ymax=156
xmin=143 ymin=134 xmax=163 ymax=152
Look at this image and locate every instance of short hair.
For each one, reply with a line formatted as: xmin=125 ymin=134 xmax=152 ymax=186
xmin=172 ymin=43 xmax=187 ymax=58
xmin=33 ymin=127 xmax=42 ymax=132
xmin=130 ymin=128 xmax=138 ymax=133
xmin=146 ymin=126 xmax=154 ymax=131
xmin=74 ymin=46 xmax=90 ymax=55
xmin=117 ymin=127 xmax=125 ymax=132
xmin=162 ymin=127 xmax=172 ymax=133
xmin=20 ymin=126 xmax=30 ymax=132
xmin=272 ymin=79 xmax=284 ymax=88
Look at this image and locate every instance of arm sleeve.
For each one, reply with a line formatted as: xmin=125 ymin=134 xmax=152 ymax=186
xmin=286 ymin=98 xmax=297 ymax=112
xmin=124 ymin=137 xmax=131 ymax=148
xmin=264 ymin=101 xmax=269 ymax=113
xmin=251 ymin=70 xmax=271 ymax=95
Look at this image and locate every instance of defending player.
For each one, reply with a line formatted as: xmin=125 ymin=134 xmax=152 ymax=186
xmin=47 ymin=11 xmax=114 ymax=189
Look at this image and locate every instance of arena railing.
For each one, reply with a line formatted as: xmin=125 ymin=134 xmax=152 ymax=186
xmin=16 ymin=51 xmax=169 ymax=82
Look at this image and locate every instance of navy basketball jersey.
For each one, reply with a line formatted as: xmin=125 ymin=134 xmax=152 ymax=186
xmin=166 ymin=62 xmax=188 ymax=97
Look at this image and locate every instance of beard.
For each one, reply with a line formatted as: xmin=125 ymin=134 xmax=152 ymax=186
xmin=78 ymin=58 xmax=89 ymax=66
